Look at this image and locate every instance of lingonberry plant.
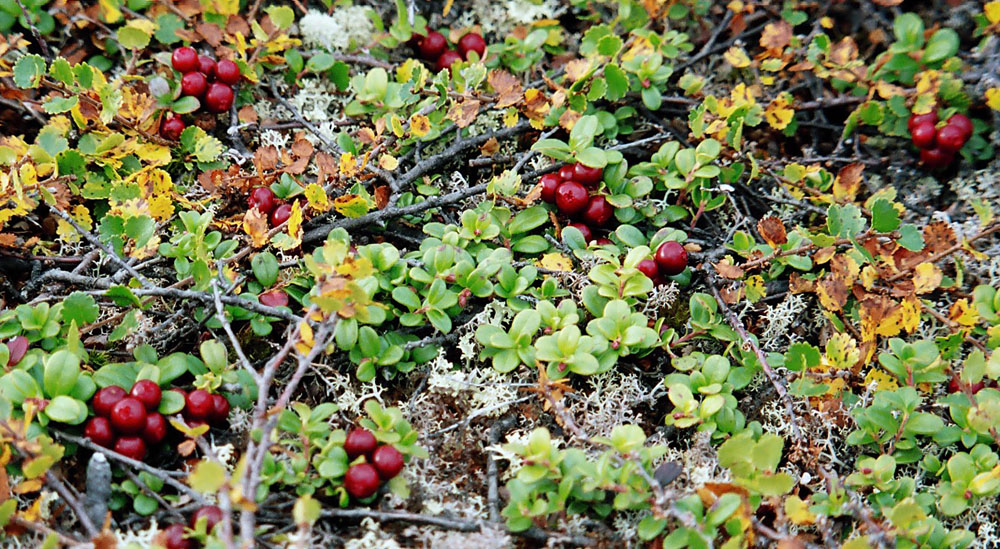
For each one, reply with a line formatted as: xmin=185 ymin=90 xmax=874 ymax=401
xmin=1 ymin=1 xmax=1000 ymax=547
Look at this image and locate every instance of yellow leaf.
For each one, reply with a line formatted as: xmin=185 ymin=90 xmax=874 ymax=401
xmin=98 ymin=0 xmax=122 ymax=23
xmin=986 ymin=87 xmax=1000 ymax=111
xmin=379 ymin=154 xmax=398 ymax=171
xmin=339 ymin=152 xmax=358 ymax=177
xmin=912 ymin=262 xmax=942 ymax=294
xmin=986 ymin=2 xmax=1000 ymax=25
xmin=538 ymin=252 xmax=573 ymax=272
xmin=243 ymin=208 xmax=269 ymax=248
xmin=503 ymin=108 xmax=520 ymax=127
xmin=950 ymin=299 xmax=979 ymax=327
xmin=745 ymin=275 xmax=766 ymax=303
xmin=287 ymin=200 xmax=303 ymax=237
xmin=409 ymin=114 xmax=431 ymax=137
xmin=303 ymin=183 xmax=331 ymax=212
xmin=333 ymin=194 xmax=371 ymax=218
xmin=189 ymin=460 xmax=226 ymax=494
xmin=295 ymin=320 xmax=314 ymax=355
xmin=785 ymin=496 xmax=816 ymax=525
xmin=820 ymin=16 xmax=833 ymax=29
xmin=864 ymin=368 xmax=899 ymax=392
xmin=765 ymin=94 xmax=794 ymax=130
xmin=723 ymin=46 xmax=751 ymax=68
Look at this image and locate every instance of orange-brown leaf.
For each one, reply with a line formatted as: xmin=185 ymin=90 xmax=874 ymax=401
xmin=489 ymin=70 xmax=523 ymax=108
xmin=757 ymin=216 xmax=787 ymax=249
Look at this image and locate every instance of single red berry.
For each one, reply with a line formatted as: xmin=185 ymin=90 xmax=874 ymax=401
xmin=372 ymin=445 xmax=405 ymax=480
xmin=539 ymin=173 xmax=561 ymax=204
xmin=910 ymin=121 xmax=936 ymax=149
xmin=344 ymin=463 xmax=381 ymax=499
xmin=936 ymin=124 xmax=966 ymax=153
xmin=197 ymin=55 xmax=216 ymax=79
xmin=214 ymin=59 xmax=241 ymax=86
xmin=907 ymin=111 xmax=938 ymax=132
xmin=555 ymin=181 xmax=589 ymax=216
xmin=130 ymin=379 xmax=162 ymax=411
xmin=259 ymin=289 xmax=289 ymax=308
xmin=190 ymin=505 xmax=224 ymax=532
xmin=920 ymin=147 xmax=954 ymax=170
xmin=210 ymin=394 xmax=230 ymax=424
xmin=249 ymin=187 xmax=276 ymax=214
xmin=93 ymin=386 xmax=127 ymax=419
xmin=652 ymin=275 xmax=668 ymax=286
xmin=593 ymin=237 xmax=613 ymax=246
xmin=655 ymin=241 xmax=688 ymax=276
xmin=160 ymin=116 xmax=185 ymax=141
xmin=111 ymin=397 xmax=147 ymax=435
xmin=344 ymin=428 xmax=378 ymax=459
xmin=171 ymin=47 xmax=199 ymax=73
xmin=6 ymin=336 xmax=27 ymax=366
xmin=184 ymin=390 xmax=214 ymax=420
xmin=567 ymin=222 xmax=592 ymax=243
xmin=163 ymin=523 xmax=193 ymax=549
xmin=84 ymin=417 xmax=115 ymax=448
xmin=948 ymin=114 xmax=973 ymax=140
xmin=572 ymin=162 xmax=603 ymax=187
xmin=204 ymin=83 xmax=234 ymax=113
xmin=181 ymin=71 xmax=207 ymax=98
xmin=406 ymin=33 xmax=424 ymax=49
xmin=419 ymin=31 xmax=447 ymax=60
xmin=558 ymin=165 xmax=576 ymax=181
xmin=457 ymin=32 xmax=486 ymax=60
xmin=436 ymin=50 xmax=462 ymax=72
xmin=581 ymin=195 xmax=614 ymax=227
xmin=270 ymin=203 xmax=292 ymax=226
xmin=142 ymin=412 xmax=168 ymax=445
xmin=637 ymin=259 xmax=659 ymax=280
xmin=115 ymin=436 xmax=148 ymax=461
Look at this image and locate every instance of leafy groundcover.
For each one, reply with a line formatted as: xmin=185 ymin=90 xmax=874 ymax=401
xmin=1 ymin=0 xmax=1000 ymax=547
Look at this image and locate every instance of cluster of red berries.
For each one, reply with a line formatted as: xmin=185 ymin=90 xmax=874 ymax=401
xmin=161 ymin=505 xmax=224 ymax=549
xmin=908 ymin=112 xmax=973 ymax=170
xmin=414 ymin=30 xmax=486 ymax=72
xmin=160 ymin=46 xmax=240 ymax=140
xmin=342 ymin=427 xmax=405 ymax=500
xmin=84 ymin=384 xmax=229 ymax=461
xmin=248 ymin=186 xmax=295 ymax=229
xmin=539 ymin=162 xmax=615 ymax=243
xmin=637 ymin=241 xmax=689 ymax=285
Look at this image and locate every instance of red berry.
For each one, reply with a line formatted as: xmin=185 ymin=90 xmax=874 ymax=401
xmin=655 ymin=241 xmax=688 ymax=276
xmin=594 ymin=237 xmax=613 ymax=246
xmin=181 ymin=72 xmax=207 ymax=98
xmin=936 ymin=124 xmax=966 ymax=153
xmin=372 ymin=445 xmax=405 ymax=480
xmin=6 ymin=336 xmax=27 ymax=366
xmin=567 ymin=222 xmax=592 ymax=243
xmin=214 ymin=59 xmax=241 ymax=86
xmin=163 ymin=523 xmax=193 ymax=549
xmin=114 ymin=436 xmax=148 ymax=461
xmin=270 ymin=203 xmax=292 ymax=226
xmin=539 ymin=173 xmax=561 ymax=204
xmin=84 ymin=417 xmax=115 ymax=448
xmin=907 ymin=111 xmax=938 ymax=132
xmin=948 ymin=114 xmax=973 ymax=139
xmin=184 ymin=390 xmax=213 ymax=420
xmin=581 ymin=195 xmax=614 ymax=227
xmin=171 ymin=47 xmax=199 ymax=73
xmin=197 ymin=55 xmax=216 ymax=79
xmin=419 ymin=31 xmax=447 ymax=60
xmin=920 ymin=147 xmax=954 ymax=170
xmin=190 ymin=505 xmax=224 ymax=532
xmin=249 ymin=187 xmax=276 ymax=214
xmin=210 ymin=394 xmax=230 ymax=424
xmin=572 ymin=162 xmax=603 ymax=187
xmin=558 ymin=165 xmax=576 ymax=181
xmin=457 ymin=32 xmax=486 ymax=60
xmin=344 ymin=463 xmax=381 ymax=499
xmin=160 ymin=115 xmax=185 ymax=141
xmin=142 ymin=412 xmax=168 ymax=445
xmin=637 ymin=259 xmax=659 ymax=280
xmin=407 ymin=33 xmax=424 ymax=49
xmin=259 ymin=289 xmax=289 ymax=308
xmin=204 ymin=83 xmax=234 ymax=113
xmin=111 ymin=397 xmax=147 ymax=435
xmin=344 ymin=428 xmax=378 ymax=459
xmin=910 ymin=121 xmax=936 ymax=149
xmin=93 ymin=386 xmax=127 ymax=419
xmin=130 ymin=379 xmax=162 ymax=411
xmin=555 ymin=181 xmax=589 ymax=216
xmin=436 ymin=50 xmax=462 ymax=72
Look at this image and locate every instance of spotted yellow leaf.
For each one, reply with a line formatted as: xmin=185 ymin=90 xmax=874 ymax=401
xmin=303 ymin=183 xmax=331 ymax=212
xmin=538 ymin=252 xmax=573 ymax=272
xmin=723 ymin=46 xmax=751 ymax=68
xmin=912 ymin=262 xmax=942 ymax=294
xmin=765 ymin=94 xmax=794 ymax=130
xmin=409 ymin=114 xmax=431 ymax=137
